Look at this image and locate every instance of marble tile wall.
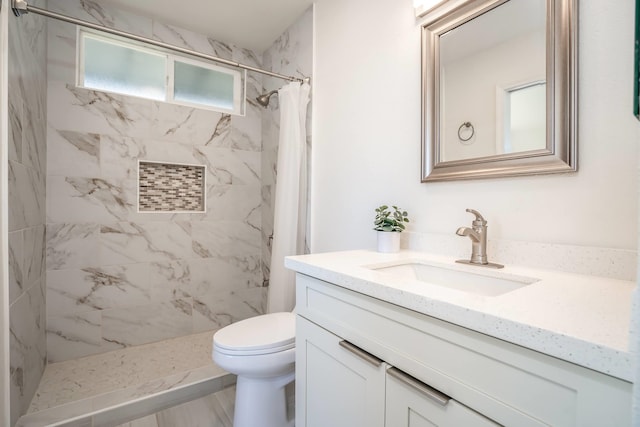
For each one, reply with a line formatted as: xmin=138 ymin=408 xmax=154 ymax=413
xmin=8 ymin=0 xmax=48 ymax=424
xmin=261 ymin=7 xmax=314 ymax=286
xmin=45 ymin=0 xmax=273 ymax=362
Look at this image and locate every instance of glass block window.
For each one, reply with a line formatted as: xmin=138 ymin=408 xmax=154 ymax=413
xmin=78 ymin=30 xmax=245 ymax=115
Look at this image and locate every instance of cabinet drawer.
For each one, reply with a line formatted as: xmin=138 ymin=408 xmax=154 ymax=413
xmin=296 ymin=316 xmax=387 ymax=427
xmin=386 ymin=367 xmax=500 ymax=427
xmin=296 ymin=273 xmax=632 ymax=427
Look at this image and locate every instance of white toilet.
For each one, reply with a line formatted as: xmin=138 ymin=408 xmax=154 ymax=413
xmin=212 ymin=312 xmax=296 ymax=427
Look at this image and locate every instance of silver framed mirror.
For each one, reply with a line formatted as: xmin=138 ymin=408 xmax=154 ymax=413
xmin=421 ymin=0 xmax=577 ymax=182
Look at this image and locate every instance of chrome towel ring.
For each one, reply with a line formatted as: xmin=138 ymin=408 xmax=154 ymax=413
xmin=458 ymin=122 xmax=475 ymax=143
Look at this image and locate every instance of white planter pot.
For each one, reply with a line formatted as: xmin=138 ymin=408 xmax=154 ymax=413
xmin=377 ymin=231 xmax=401 ymax=253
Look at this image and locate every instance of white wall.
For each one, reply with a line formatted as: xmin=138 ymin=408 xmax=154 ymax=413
xmin=442 ymin=31 xmax=545 ymax=160
xmin=311 ymin=0 xmax=640 ymax=253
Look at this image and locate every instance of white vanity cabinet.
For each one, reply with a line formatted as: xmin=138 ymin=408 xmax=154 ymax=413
xmin=295 ymin=273 xmax=633 ymax=427
xmin=296 ymin=316 xmax=386 ymax=427
xmin=297 ymin=315 xmax=496 ymax=427
xmin=386 ymin=367 xmax=498 ymax=427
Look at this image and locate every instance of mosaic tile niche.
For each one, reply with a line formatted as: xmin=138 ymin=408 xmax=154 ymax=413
xmin=138 ymin=161 xmax=206 ymax=212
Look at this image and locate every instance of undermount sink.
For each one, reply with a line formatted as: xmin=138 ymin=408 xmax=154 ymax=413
xmin=368 ymin=261 xmax=539 ymax=297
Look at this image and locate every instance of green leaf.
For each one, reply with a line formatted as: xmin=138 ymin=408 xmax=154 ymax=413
xmin=374 ymin=204 xmax=409 ymax=232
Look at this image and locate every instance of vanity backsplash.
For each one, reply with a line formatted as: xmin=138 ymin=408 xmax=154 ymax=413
xmin=403 ymin=231 xmax=636 ymax=282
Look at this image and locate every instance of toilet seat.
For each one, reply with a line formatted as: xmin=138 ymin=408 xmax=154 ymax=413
xmin=213 ymin=312 xmax=295 ymax=356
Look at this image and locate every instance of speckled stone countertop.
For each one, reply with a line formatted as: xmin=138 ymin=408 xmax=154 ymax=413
xmin=285 ymin=250 xmax=635 ymax=382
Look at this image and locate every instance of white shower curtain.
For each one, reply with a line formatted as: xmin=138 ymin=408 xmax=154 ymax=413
xmin=267 ymin=81 xmax=311 ymax=313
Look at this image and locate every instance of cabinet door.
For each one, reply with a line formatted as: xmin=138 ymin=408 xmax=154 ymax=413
xmin=386 ymin=367 xmax=499 ymax=427
xmin=296 ymin=316 xmax=386 ymax=427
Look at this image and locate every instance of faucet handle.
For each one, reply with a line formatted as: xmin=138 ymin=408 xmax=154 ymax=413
xmin=465 ymin=208 xmax=486 ymax=225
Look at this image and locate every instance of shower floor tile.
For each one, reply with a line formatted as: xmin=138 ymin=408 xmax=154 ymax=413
xmin=117 ymin=385 xmax=236 ymax=427
xmin=118 ymin=382 xmax=295 ymax=427
xmin=18 ymin=330 xmax=233 ymax=427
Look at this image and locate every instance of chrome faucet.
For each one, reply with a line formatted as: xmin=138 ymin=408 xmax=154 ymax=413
xmin=456 ymin=209 xmax=503 ymax=269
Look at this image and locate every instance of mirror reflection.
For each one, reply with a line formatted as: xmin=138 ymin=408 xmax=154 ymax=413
xmin=421 ymin=0 xmax=577 ymax=182
xmin=438 ymin=0 xmax=546 ymax=163
xmin=502 ymin=81 xmax=546 ymax=154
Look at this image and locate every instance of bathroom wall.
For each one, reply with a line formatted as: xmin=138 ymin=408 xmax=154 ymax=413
xmin=1 ymin=1 xmax=9 ymax=419
xmin=45 ymin=0 xmax=267 ymax=362
xmin=261 ymin=6 xmax=314 ymax=286
xmin=442 ymin=31 xmax=545 ymax=160
xmin=7 ymin=0 xmax=48 ymax=424
xmin=311 ymin=0 xmax=640 ymax=254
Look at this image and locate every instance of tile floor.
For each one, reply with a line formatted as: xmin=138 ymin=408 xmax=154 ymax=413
xmin=116 ymin=386 xmax=235 ymax=427
xmin=18 ymin=331 xmax=234 ymax=427
xmin=118 ymin=382 xmax=296 ymax=427
xmin=18 ymin=329 xmax=294 ymax=426
xmin=29 ymin=331 xmax=220 ymax=413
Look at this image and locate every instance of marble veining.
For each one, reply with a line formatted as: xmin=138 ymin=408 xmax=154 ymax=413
xmin=208 ymin=41 xmax=233 ymax=61
xmin=9 ymin=0 xmax=48 ymax=423
xmin=47 ymin=264 xmax=152 ymax=316
xmin=117 ymin=380 xmax=295 ymax=427
xmin=206 ymin=114 xmax=231 ymax=147
xmin=137 ymin=386 xmax=235 ymax=427
xmin=9 ymin=230 xmax=25 ymax=304
xmin=9 ymin=161 xmax=45 ymax=231
xmin=99 ymin=221 xmax=194 ymax=264
xmin=47 ymin=312 xmax=103 ymax=362
xmin=73 ymin=0 xmax=115 ymax=27
xmin=8 ymin=91 xmax=24 ymax=163
xmin=46 ymin=223 xmax=100 ymax=271
xmin=50 ymin=0 xmax=154 ymax=38
xmin=150 ymin=103 xmax=225 ymax=145
xmin=101 ymin=299 xmax=194 ymax=350
xmin=24 ymin=226 xmax=46 ymax=286
xmin=47 ymin=129 xmax=100 ymax=178
xmin=44 ymin=0 xmax=312 ymax=365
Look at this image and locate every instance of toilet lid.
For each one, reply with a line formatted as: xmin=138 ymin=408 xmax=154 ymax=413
xmin=213 ymin=312 xmax=295 ymax=354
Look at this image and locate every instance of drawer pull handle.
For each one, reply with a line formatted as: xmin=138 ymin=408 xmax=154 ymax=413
xmin=338 ymin=340 xmax=383 ymax=367
xmin=388 ymin=367 xmax=450 ymax=407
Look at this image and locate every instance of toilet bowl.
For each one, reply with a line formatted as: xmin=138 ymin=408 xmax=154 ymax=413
xmin=212 ymin=312 xmax=296 ymax=427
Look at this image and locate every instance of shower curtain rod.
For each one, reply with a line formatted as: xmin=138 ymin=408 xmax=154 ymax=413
xmin=10 ymin=0 xmax=309 ymax=84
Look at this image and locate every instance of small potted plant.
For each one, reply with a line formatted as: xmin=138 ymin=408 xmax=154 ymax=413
xmin=373 ymin=205 xmax=410 ymax=253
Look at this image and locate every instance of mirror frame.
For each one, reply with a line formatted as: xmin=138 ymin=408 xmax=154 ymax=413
xmin=420 ymin=0 xmax=577 ymax=182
